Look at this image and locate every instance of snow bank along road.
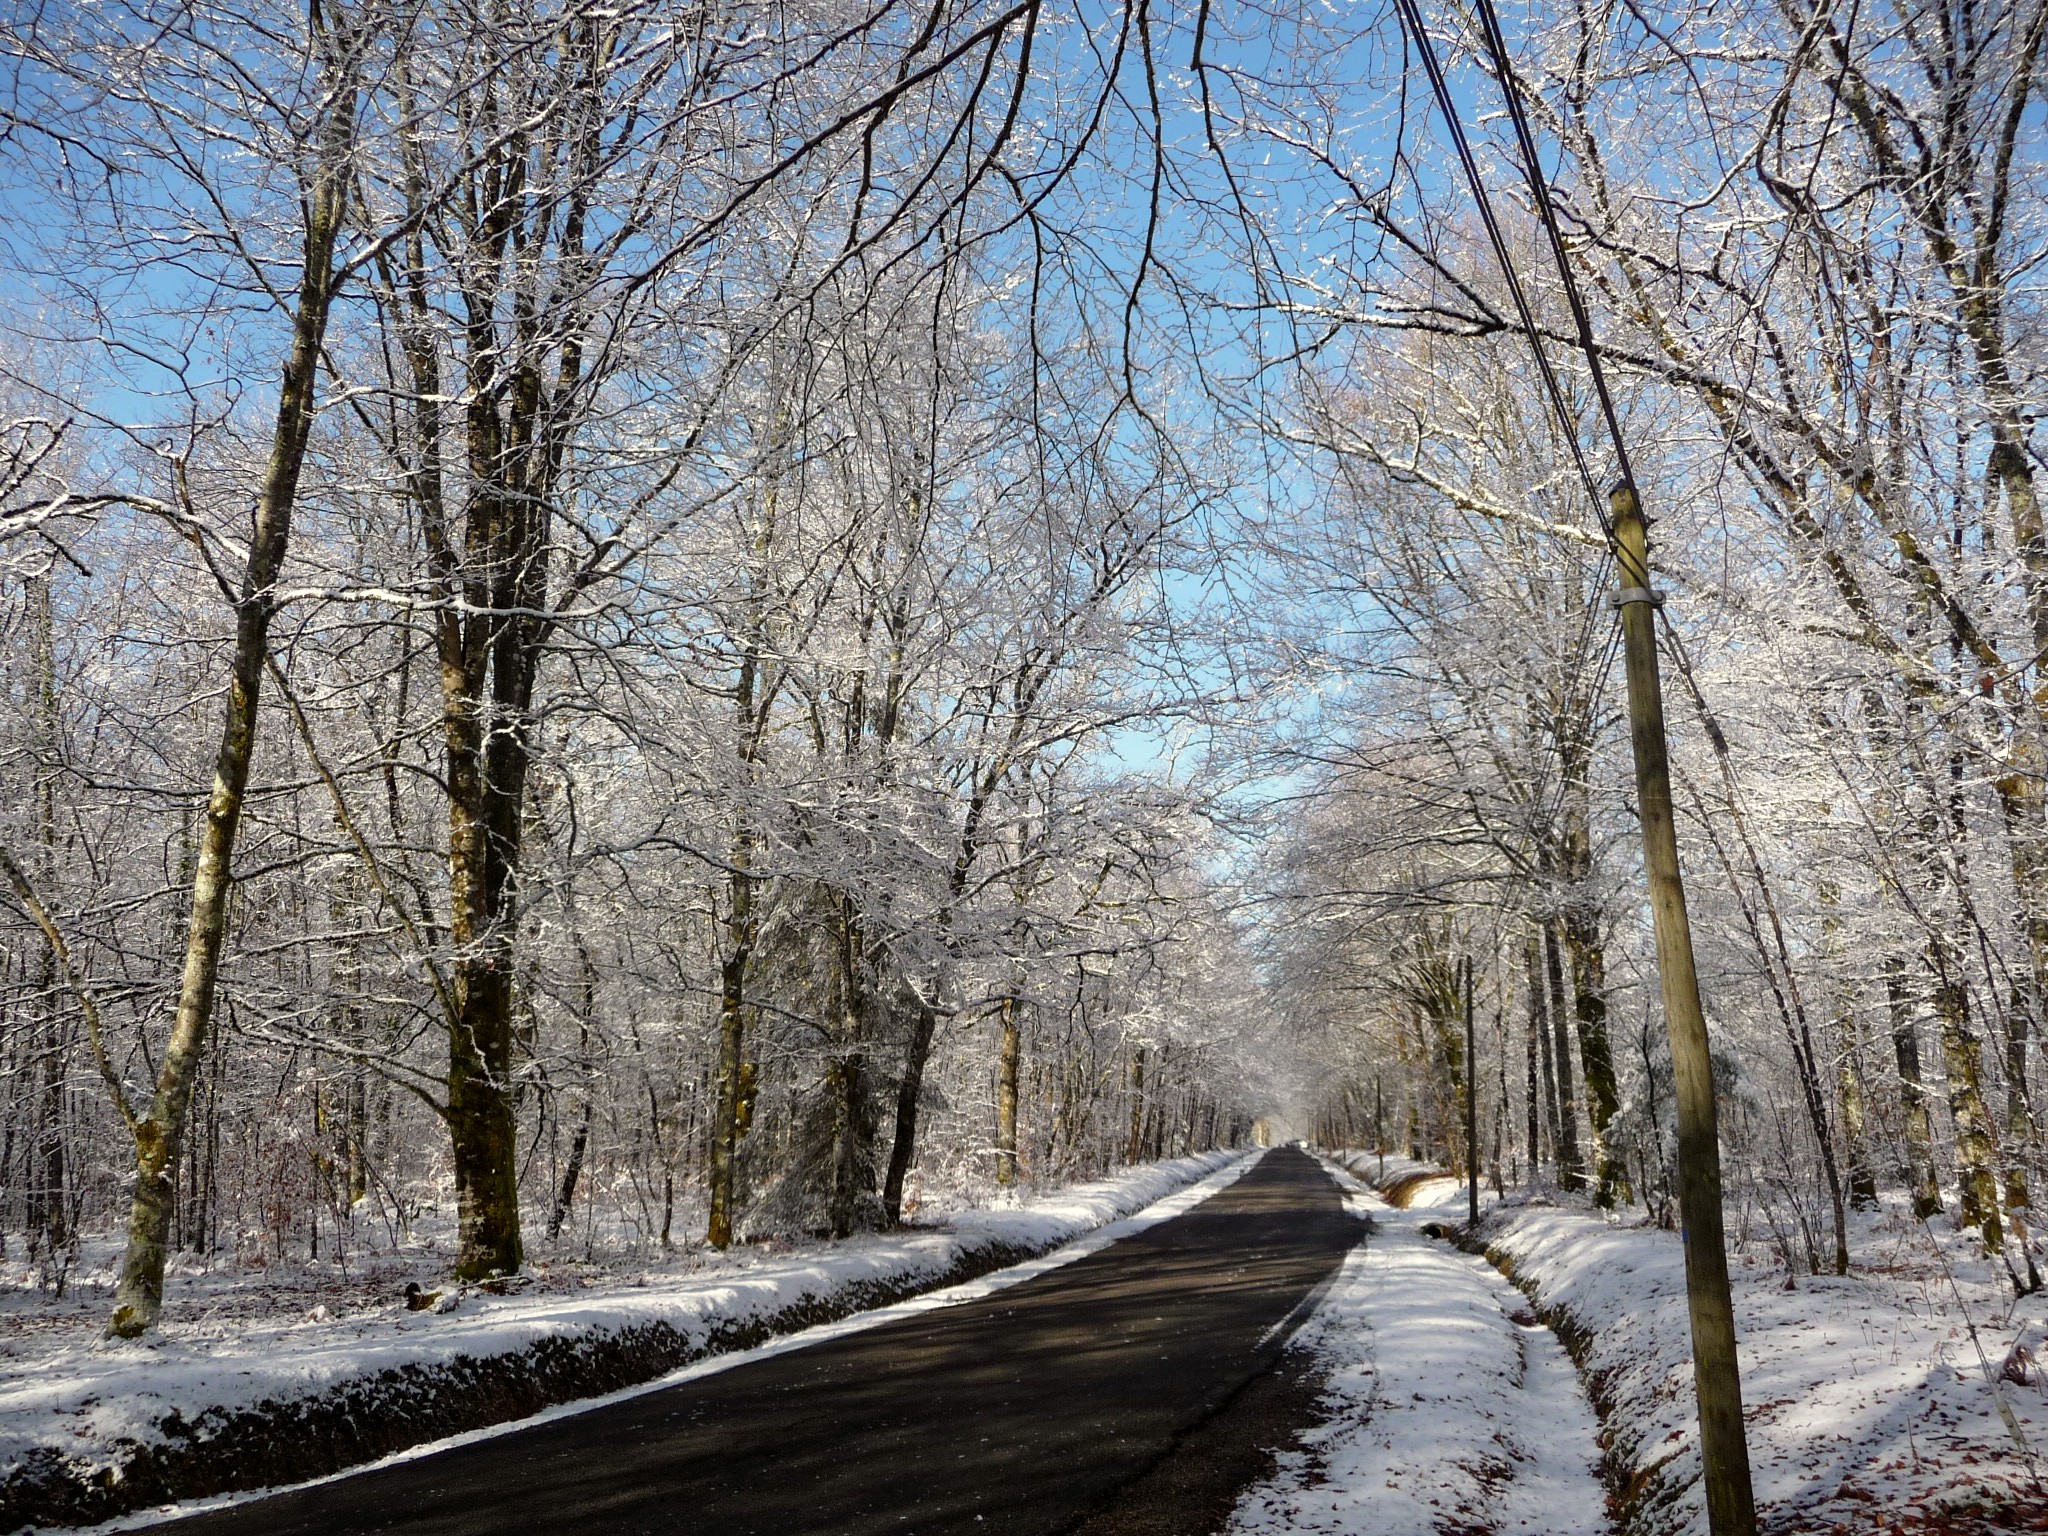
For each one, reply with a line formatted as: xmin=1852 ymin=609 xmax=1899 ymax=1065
xmin=3 ymin=1152 xmax=1244 ymax=1530
xmin=1229 ymin=1159 xmax=1612 ymax=1536
xmin=147 ymin=1148 xmax=1359 ymax=1536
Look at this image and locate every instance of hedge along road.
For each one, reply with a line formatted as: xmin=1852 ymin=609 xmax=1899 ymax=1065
xmin=156 ymin=1147 xmax=1361 ymax=1536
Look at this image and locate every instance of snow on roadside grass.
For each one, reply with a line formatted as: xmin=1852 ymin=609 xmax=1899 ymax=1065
xmin=1338 ymin=1153 xmax=2048 ymax=1535
xmin=1230 ymin=1159 xmax=1613 ymax=1536
xmin=0 ymin=1150 xmax=1248 ymax=1522
xmin=1482 ymin=1195 xmax=2048 ymax=1535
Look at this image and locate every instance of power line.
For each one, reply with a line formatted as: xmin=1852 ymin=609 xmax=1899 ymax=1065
xmin=1453 ymin=0 xmax=1699 ymax=840
xmin=1387 ymin=0 xmax=1615 ymax=541
xmin=1387 ymin=0 xmax=1633 ymax=892
xmin=1465 ymin=0 xmax=1637 ymax=498
xmin=1386 ymin=0 xmax=1621 ymax=860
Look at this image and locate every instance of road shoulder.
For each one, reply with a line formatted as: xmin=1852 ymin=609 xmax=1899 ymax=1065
xmin=1226 ymin=1157 xmax=1614 ymax=1536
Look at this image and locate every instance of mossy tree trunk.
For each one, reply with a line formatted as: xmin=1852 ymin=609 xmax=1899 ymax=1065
xmin=107 ymin=27 xmax=361 ymax=1333
xmin=1930 ymin=946 xmax=2005 ymax=1253
xmin=995 ymin=996 xmax=1022 ymax=1186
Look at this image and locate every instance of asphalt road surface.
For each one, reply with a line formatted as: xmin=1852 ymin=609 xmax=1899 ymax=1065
xmin=163 ymin=1147 xmax=1360 ymax=1536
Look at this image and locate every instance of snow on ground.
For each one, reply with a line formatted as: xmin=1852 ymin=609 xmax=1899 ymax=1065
xmin=1330 ymin=1153 xmax=2048 ymax=1535
xmin=1484 ymin=1193 xmax=2048 ymax=1534
xmin=1230 ymin=1158 xmax=1614 ymax=1536
xmin=0 ymin=1154 xmax=1059 ymax=1355
xmin=0 ymin=1150 xmax=1248 ymax=1503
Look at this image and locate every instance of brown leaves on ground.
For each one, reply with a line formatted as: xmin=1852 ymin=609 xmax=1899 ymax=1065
xmin=1381 ymin=1171 xmax=1455 ymax=1208
xmin=1781 ymin=1494 xmax=2048 ymax=1533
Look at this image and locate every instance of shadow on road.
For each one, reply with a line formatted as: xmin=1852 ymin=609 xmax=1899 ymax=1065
xmin=163 ymin=1147 xmax=1360 ymax=1536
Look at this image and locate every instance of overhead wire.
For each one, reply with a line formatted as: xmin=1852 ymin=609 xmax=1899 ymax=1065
xmin=1385 ymin=0 xmax=1627 ymax=864
xmin=1465 ymin=0 xmax=1638 ymax=500
xmin=1464 ymin=0 xmax=1728 ymax=802
xmin=1386 ymin=0 xmax=1615 ymax=542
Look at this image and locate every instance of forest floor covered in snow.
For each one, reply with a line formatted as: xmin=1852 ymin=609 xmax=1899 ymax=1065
xmin=1314 ymin=1153 xmax=2048 ymax=1536
xmin=0 ymin=1150 xmax=1246 ymax=1531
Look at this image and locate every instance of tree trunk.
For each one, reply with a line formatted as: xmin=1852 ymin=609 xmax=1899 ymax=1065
xmin=1543 ymin=919 xmax=1583 ymax=1191
xmin=1818 ymin=881 xmax=1879 ymax=1212
xmin=1530 ymin=934 xmax=1557 ymax=1177
xmin=708 ymin=455 xmax=775 ymax=1243
xmin=707 ymin=858 xmax=754 ymax=1248
xmin=31 ymin=990 xmax=66 ymax=1259
xmin=441 ymin=712 xmax=527 ymax=1279
xmin=106 ymin=45 xmax=357 ymax=1333
xmin=395 ymin=16 xmax=607 ymax=1280
xmin=881 ymin=992 xmax=938 ymax=1223
xmin=1126 ymin=1044 xmax=1146 ymax=1164
xmin=328 ymin=874 xmax=369 ymax=1211
xmin=1523 ymin=954 xmax=1540 ymax=1182
xmin=2002 ymin=989 xmax=2043 ymax=1290
xmin=445 ymin=967 xmax=524 ymax=1277
xmin=995 ymin=996 xmax=1021 ymax=1186
xmin=1888 ymin=958 xmax=1943 ymax=1218
xmin=881 ymin=787 xmax=993 ymax=1225
xmin=1561 ymin=902 xmax=1628 ymax=1206
xmin=1493 ymin=1007 xmax=1509 ymax=1188
xmin=1931 ymin=947 xmax=2005 ymax=1253
xmin=826 ymin=891 xmax=879 ymax=1239
xmin=26 ymin=573 xmax=67 ymax=1261
xmin=1838 ymin=1006 xmax=1879 ymax=1209
xmin=2007 ymin=994 xmax=2039 ymax=1226
xmin=1999 ymin=780 xmax=2048 ymax=1225
xmin=827 ymin=1048 xmax=872 ymax=1240
xmin=344 ymin=1061 xmax=368 ymax=1208
xmin=1553 ymin=629 xmax=1621 ymax=1202
xmin=548 ymin=1094 xmax=593 ymax=1243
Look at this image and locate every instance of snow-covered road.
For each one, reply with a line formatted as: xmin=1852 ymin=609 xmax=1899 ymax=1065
xmin=1230 ymin=1163 xmax=1614 ymax=1536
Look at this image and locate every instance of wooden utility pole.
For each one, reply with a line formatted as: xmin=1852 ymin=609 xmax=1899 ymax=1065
xmin=1611 ymin=484 xmax=1756 ymax=1535
xmin=1464 ymin=955 xmax=1479 ymax=1226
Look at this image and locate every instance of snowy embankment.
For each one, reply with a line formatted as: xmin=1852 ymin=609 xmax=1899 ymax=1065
xmin=1340 ymin=1153 xmax=2048 ymax=1536
xmin=0 ymin=1150 xmax=1249 ymax=1533
xmin=1230 ymin=1158 xmax=1613 ymax=1536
